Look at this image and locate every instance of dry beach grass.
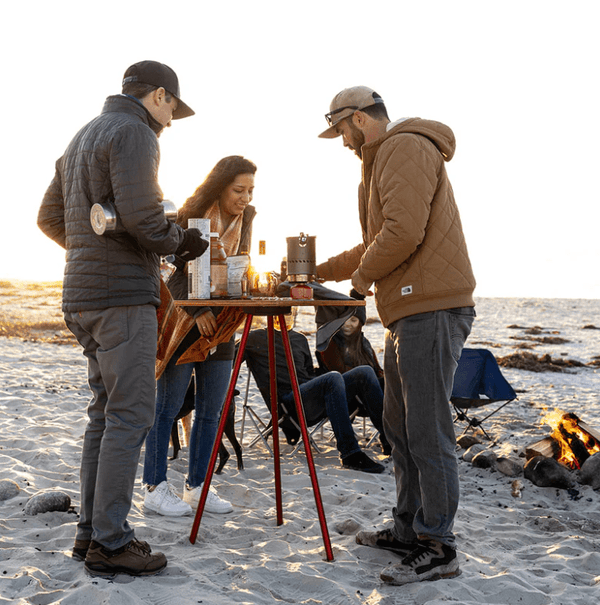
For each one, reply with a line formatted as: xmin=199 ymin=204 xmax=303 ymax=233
xmin=0 ymin=280 xmax=75 ymax=344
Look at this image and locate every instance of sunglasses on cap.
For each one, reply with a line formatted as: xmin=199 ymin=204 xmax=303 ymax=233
xmin=324 ymin=106 xmax=360 ymax=127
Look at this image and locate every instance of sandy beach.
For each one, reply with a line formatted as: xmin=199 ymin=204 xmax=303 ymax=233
xmin=1 ymin=281 xmax=599 ymax=604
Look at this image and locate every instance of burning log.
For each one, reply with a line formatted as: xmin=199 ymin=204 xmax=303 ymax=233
xmin=578 ymin=418 xmax=600 ymax=444
xmin=523 ymin=412 xmax=600 ymax=489
xmin=558 ymin=424 xmax=590 ymax=466
xmin=539 ymin=410 xmax=600 ymax=470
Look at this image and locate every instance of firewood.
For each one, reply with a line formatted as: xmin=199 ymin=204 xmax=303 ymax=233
xmin=525 ymin=436 xmax=559 ymax=460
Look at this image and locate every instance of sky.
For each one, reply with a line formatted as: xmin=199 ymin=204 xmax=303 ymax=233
xmin=2 ymin=0 xmax=598 ymax=299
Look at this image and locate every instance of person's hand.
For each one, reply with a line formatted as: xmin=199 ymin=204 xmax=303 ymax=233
xmin=349 ymin=287 xmax=365 ymax=300
xmin=315 ymin=264 xmax=328 ymax=283
xmin=195 ymin=310 xmax=217 ymax=338
xmin=176 ymin=228 xmax=208 ymax=262
xmin=351 ymin=270 xmax=373 ymax=297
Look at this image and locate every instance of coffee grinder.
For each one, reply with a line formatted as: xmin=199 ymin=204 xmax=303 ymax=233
xmin=286 ymin=233 xmax=316 ymax=299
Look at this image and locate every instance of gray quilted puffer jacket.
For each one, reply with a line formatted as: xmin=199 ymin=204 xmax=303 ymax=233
xmin=38 ymin=95 xmax=186 ymax=313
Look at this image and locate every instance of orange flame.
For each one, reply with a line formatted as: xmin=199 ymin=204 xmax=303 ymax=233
xmin=541 ymin=409 xmax=600 ymax=469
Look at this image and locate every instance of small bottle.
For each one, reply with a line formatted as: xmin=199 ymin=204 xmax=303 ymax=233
xmin=251 ymin=240 xmax=269 ymax=295
xmin=280 ymin=256 xmax=287 ymax=282
xmin=210 ymin=233 xmax=228 ymax=298
xmin=240 ymin=244 xmax=251 ymax=298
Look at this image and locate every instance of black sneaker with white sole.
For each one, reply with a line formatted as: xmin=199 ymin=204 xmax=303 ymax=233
xmin=379 ymin=538 xmax=460 ymax=585
xmin=355 ymin=528 xmax=417 ymax=556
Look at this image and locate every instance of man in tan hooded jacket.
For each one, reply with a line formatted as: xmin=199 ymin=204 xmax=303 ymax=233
xmin=317 ymin=87 xmax=476 ymax=586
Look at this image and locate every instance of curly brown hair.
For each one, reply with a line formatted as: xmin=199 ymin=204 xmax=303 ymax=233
xmin=177 ymin=156 xmax=257 ymax=228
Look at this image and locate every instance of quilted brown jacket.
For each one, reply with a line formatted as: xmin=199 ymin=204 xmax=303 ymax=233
xmin=318 ymin=118 xmax=476 ymax=327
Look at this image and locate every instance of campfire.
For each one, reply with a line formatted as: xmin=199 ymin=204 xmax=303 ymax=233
xmin=526 ymin=409 xmax=600 ymax=470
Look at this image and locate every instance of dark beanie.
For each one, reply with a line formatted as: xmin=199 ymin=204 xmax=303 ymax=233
xmin=349 ymin=288 xmax=367 ymax=325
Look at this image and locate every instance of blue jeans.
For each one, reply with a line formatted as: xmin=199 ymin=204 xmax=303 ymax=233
xmin=64 ymin=305 xmax=157 ymax=550
xmin=281 ymin=366 xmax=384 ymax=459
xmin=383 ymin=307 xmax=474 ymax=548
xmin=143 ymin=355 xmax=232 ymax=488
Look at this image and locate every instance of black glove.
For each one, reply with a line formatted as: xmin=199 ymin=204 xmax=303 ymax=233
xmin=175 ymin=228 xmax=209 ymax=262
xmin=349 ymin=288 xmax=366 ymax=300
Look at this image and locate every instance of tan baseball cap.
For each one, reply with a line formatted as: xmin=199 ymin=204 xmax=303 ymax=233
xmin=319 ymin=86 xmax=384 ymax=138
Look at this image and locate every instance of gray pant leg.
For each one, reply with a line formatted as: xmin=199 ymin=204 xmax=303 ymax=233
xmin=64 ymin=305 xmax=157 ymax=549
xmin=383 ymin=308 xmax=474 ymax=548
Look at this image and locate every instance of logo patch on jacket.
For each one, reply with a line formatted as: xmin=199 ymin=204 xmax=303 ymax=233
xmin=401 ymin=286 xmax=413 ymax=296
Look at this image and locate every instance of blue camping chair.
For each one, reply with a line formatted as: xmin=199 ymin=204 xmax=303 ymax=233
xmin=451 ymin=348 xmax=517 ymax=440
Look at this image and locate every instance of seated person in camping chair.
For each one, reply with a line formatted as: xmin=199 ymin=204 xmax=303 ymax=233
xmin=316 ymin=290 xmax=390 ymax=454
xmin=244 ymin=316 xmax=387 ymax=474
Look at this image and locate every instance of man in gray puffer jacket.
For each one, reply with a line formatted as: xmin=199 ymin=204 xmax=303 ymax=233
xmin=37 ymin=60 xmax=207 ymax=578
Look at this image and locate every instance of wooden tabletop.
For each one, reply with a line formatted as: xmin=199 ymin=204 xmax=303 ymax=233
xmin=175 ymin=297 xmax=365 ymax=307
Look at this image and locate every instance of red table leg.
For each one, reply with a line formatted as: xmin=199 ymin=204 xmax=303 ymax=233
xmin=266 ymin=316 xmax=283 ymax=525
xmin=278 ymin=314 xmax=334 ymax=562
xmin=189 ymin=314 xmax=254 ymax=544
xmin=189 ymin=311 xmax=334 ymax=562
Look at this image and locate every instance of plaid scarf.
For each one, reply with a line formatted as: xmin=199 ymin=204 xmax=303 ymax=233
xmin=156 ymin=279 xmax=245 ymax=380
xmin=156 ymin=278 xmax=179 ymax=362
xmin=204 ymin=201 xmax=243 ymax=256
xmin=155 ymin=203 xmax=246 ymax=379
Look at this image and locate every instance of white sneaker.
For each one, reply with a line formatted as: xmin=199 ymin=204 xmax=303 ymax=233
xmin=144 ymin=481 xmax=193 ymax=517
xmin=183 ymin=483 xmax=233 ymax=514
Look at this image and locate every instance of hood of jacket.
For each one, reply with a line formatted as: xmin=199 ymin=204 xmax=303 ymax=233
xmin=318 ymin=115 xmax=474 ymax=326
xmin=364 ymin=117 xmax=456 ymax=163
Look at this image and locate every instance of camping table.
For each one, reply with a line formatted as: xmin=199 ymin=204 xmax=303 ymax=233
xmin=176 ymin=297 xmax=365 ymax=562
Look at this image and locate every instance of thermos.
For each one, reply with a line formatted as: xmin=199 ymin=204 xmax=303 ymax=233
xmin=90 ymin=200 xmax=178 ymax=235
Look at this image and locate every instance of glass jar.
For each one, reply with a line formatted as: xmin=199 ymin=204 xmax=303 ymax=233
xmin=210 ymin=233 xmax=228 ymax=298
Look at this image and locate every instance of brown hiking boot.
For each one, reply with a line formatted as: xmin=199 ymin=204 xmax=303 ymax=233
xmin=72 ymin=539 xmax=91 ymax=561
xmin=84 ymin=538 xmax=167 ymax=577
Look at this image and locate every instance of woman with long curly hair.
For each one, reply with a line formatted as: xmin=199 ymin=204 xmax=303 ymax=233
xmin=143 ymin=155 xmax=257 ymax=517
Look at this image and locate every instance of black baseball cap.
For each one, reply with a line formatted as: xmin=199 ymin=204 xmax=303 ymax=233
xmin=122 ymin=60 xmax=194 ymax=119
